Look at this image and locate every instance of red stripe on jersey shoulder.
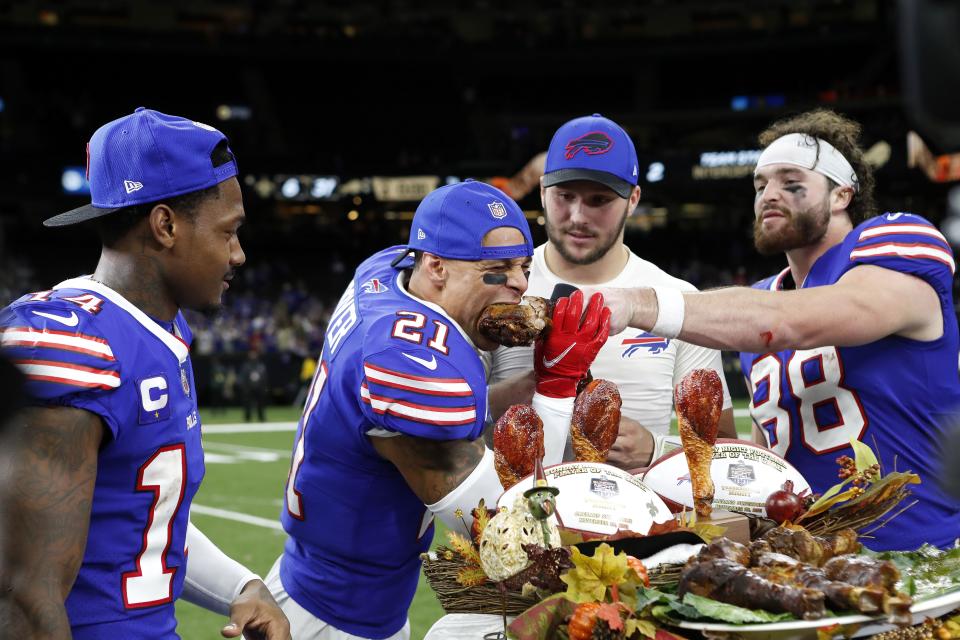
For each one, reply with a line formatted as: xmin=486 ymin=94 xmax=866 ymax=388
xmin=3 ymin=327 xmax=115 ymax=361
xmin=5 ymin=326 xmax=109 ymax=345
xmin=362 ymin=386 xmax=475 ymax=413
xmin=849 ymin=241 xmax=955 ymax=272
xmin=363 ymin=362 xmax=466 ymax=384
xmin=14 ymin=358 xmax=120 ymax=377
xmin=23 ymin=373 xmax=116 ymax=389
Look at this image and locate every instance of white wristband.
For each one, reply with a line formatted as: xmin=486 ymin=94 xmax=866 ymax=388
xmin=182 ymin=522 xmax=261 ymax=616
xmin=651 ymin=286 xmax=685 ymax=339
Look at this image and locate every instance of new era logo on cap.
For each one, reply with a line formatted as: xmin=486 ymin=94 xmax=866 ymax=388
xmin=417 ymin=229 xmax=426 ymax=240
xmin=124 ymin=180 xmax=144 ymax=194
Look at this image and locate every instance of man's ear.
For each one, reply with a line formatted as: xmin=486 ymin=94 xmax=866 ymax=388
xmin=831 ymin=186 xmax=854 ymax=214
xmin=147 ymin=204 xmax=177 ymax=249
xmin=419 ymin=253 xmax=448 ymax=285
xmin=629 ymin=185 xmax=642 ymax=211
xmin=539 ymin=176 xmax=547 ymax=210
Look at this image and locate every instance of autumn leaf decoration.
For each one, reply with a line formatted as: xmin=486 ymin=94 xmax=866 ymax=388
xmin=556 ymin=544 xmax=678 ymax=639
xmin=797 ymin=437 xmax=920 ymax=526
xmin=507 ymin=544 xmax=690 ymax=639
xmin=470 ymin=498 xmax=497 ymax=546
xmin=446 ymin=530 xmax=488 ymax=587
xmin=563 ymin=544 xmax=628 ymax=604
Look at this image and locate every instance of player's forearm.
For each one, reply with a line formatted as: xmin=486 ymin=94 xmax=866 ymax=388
xmin=0 ymin=407 xmax=102 ymax=637
xmin=603 ymin=286 xmax=776 ymax=351
xmin=0 ymin=586 xmax=73 ymax=639
xmin=370 ymin=435 xmax=487 ymax=504
xmin=676 ymin=288 xmax=804 ymax=352
xmin=682 ymin=284 xmax=902 ymax=352
xmin=183 ymin=523 xmax=260 ymax=616
xmin=372 ymin=434 xmax=502 ymax=531
xmin=616 ymin=286 xmax=804 ymax=352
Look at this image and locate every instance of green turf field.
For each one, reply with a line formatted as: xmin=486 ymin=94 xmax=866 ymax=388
xmin=175 ymin=402 xmax=755 ymax=638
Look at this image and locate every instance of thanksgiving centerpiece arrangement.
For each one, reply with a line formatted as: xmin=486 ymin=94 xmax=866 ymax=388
xmin=421 ymin=375 xmax=647 ymax=616
xmin=424 ymin=301 xmax=956 ymax=638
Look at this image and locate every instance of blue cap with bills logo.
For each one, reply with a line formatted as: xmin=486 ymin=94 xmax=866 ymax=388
xmin=44 ymin=107 xmax=238 ymax=227
xmin=391 ymin=179 xmax=533 ymax=267
xmin=542 ymin=113 xmax=639 ymax=198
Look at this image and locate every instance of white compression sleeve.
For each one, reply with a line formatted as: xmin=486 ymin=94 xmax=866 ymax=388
xmin=182 ymin=522 xmax=261 ymax=616
xmin=532 ymin=392 xmax=574 ymax=466
xmin=426 ymin=447 xmax=505 ymax=531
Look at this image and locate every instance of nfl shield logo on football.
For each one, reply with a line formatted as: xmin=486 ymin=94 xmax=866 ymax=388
xmin=361 ymin=278 xmax=390 ymax=294
xmin=727 ymin=461 xmax=756 ymax=487
xmin=487 ymin=201 xmax=507 ymax=219
xmin=589 ymin=477 xmax=619 ymax=498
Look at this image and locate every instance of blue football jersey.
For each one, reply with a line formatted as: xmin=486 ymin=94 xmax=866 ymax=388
xmin=1 ymin=277 xmax=204 ymax=639
xmin=279 ymin=247 xmax=488 ymax=638
xmin=740 ymin=213 xmax=960 ymax=550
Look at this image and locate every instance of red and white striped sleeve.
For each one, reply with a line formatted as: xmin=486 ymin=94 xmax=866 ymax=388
xmin=1 ymin=307 xmax=121 ymax=400
xmin=359 ymin=347 xmax=485 ymax=441
xmin=848 ymin=213 xmax=955 ymax=296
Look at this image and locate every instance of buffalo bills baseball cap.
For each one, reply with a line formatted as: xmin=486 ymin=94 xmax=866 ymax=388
xmin=44 ymin=107 xmax=238 ymax=227
xmin=542 ymin=113 xmax=639 ymax=198
xmin=391 ymin=179 xmax=533 ymax=268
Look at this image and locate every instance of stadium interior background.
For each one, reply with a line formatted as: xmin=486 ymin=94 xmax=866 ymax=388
xmin=2 ymin=0 xmax=957 ymax=408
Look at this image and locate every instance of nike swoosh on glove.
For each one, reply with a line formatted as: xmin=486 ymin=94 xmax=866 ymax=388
xmin=534 ymin=290 xmax=611 ymax=398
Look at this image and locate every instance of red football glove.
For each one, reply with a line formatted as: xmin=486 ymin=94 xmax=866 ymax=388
xmin=534 ymin=290 xmax=611 ymax=398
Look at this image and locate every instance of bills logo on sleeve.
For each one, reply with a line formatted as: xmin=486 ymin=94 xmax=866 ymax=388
xmin=621 ymin=332 xmax=670 ymax=357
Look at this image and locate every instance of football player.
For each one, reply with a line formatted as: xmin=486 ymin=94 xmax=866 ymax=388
xmin=268 ymin=180 xmax=609 ymax=639
xmin=0 ymin=108 xmax=290 ymax=639
xmin=488 ymin=114 xmax=736 ymax=471
xmin=595 ymin=109 xmax=960 ymax=551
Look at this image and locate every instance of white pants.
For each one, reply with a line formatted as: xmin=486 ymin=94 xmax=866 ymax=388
xmin=264 ymin=556 xmax=411 ymax=640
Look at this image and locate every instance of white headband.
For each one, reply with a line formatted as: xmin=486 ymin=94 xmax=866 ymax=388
xmin=755 ymin=133 xmax=859 ymax=192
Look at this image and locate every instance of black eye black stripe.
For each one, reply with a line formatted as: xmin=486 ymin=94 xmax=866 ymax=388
xmin=482 ymin=273 xmax=508 ymax=285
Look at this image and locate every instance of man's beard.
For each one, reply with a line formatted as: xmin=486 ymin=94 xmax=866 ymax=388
xmin=192 ymin=301 xmax=225 ymax=318
xmin=545 ymin=202 xmax=630 ymax=266
xmin=753 ymin=199 xmax=830 ymax=256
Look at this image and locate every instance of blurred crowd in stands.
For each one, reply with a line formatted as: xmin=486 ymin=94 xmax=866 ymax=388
xmin=182 ymin=262 xmax=342 ymax=416
xmin=185 ymin=264 xmax=334 ymax=358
